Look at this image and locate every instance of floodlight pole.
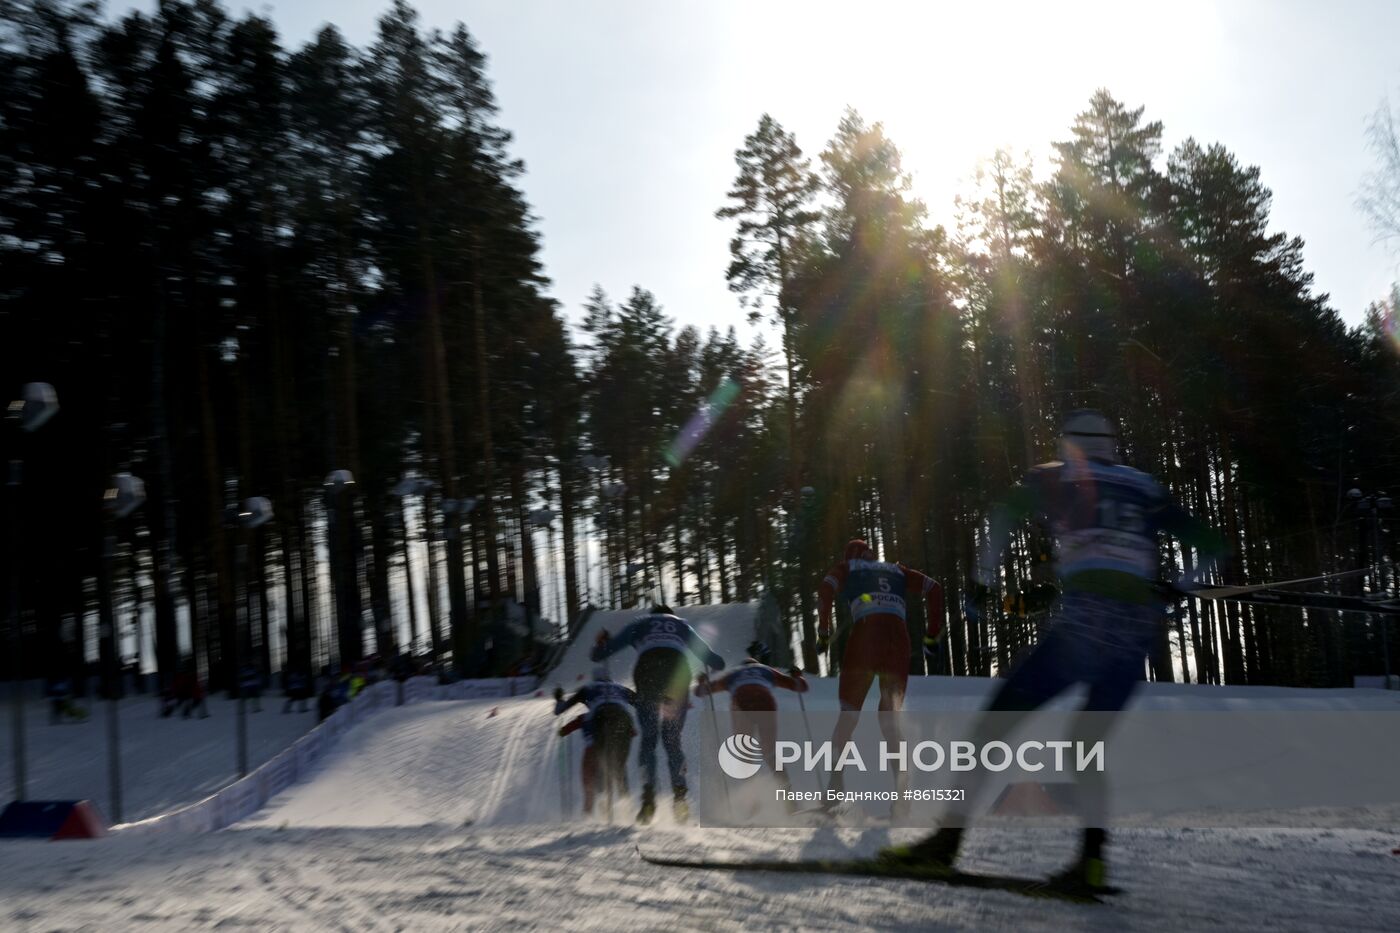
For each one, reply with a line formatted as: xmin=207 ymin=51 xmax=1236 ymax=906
xmin=102 ymin=472 xmax=146 ymax=824
xmin=7 ymin=441 xmax=25 ymax=802
xmin=1352 ymin=488 xmax=1394 ymax=690
xmin=229 ymin=496 xmax=273 ymax=776
xmin=232 ymin=517 xmax=248 ymax=777
xmin=400 ymin=500 xmax=419 ymax=653
xmin=392 ymin=478 xmax=433 ymax=657
xmin=7 ymin=383 xmax=59 ymax=803
xmin=1372 ymin=497 xmax=1394 ymax=689
xmin=103 ymin=527 xmax=121 ymax=822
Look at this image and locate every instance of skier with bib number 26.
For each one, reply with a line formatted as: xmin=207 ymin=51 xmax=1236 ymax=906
xmin=817 ymin=539 xmax=944 ymax=808
xmin=591 ymin=604 xmax=725 ymax=824
xmin=880 ymin=410 xmax=1226 ymax=895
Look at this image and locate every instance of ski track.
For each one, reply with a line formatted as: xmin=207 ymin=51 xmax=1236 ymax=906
xmin=4 ymin=600 xmax=1400 ymax=931
xmin=4 ymin=823 xmax=1399 ymax=931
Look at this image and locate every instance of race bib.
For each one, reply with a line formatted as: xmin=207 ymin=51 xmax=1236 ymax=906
xmin=727 ymin=667 xmax=773 ymax=690
xmin=638 ymin=618 xmax=687 ymax=652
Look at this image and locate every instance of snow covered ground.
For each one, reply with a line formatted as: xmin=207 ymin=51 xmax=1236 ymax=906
xmin=5 ymin=820 xmax=1398 ymax=932
xmin=0 ymin=687 xmax=319 ymax=823
xmin=4 ymin=602 xmax=1399 ymax=931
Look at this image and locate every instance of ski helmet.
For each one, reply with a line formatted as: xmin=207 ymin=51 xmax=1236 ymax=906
xmin=592 ymin=664 xmax=611 ymax=682
xmin=746 ymin=640 xmax=771 ymax=664
xmin=844 ymin=539 xmax=875 ymax=562
xmin=1059 ymin=409 xmax=1119 ymax=464
xmin=649 ymin=603 xmax=674 ymax=616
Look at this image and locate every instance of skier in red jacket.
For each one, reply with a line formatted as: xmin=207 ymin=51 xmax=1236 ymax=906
xmin=696 ymin=643 xmax=807 ymax=783
xmin=818 ymin=539 xmax=944 ymax=807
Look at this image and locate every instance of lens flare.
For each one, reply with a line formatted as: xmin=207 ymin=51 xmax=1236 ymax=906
xmin=1381 ymin=300 xmax=1400 ymax=355
xmin=664 ymin=377 xmax=741 ymax=467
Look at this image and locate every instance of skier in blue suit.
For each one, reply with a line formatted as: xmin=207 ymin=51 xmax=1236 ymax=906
xmin=592 ymin=604 xmax=725 ymax=824
xmin=882 ymin=410 xmax=1226 ymax=894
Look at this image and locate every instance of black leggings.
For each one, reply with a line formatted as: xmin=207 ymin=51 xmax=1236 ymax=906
xmin=632 ymin=649 xmax=692 ymax=792
xmin=591 ymin=704 xmax=633 ymax=798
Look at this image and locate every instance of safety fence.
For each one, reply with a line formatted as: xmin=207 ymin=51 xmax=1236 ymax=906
xmin=114 ymin=675 xmax=538 ymax=835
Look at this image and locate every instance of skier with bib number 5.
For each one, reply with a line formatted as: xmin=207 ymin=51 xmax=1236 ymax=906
xmin=591 ymin=604 xmax=725 ymax=824
xmin=817 ymin=539 xmax=944 ymax=810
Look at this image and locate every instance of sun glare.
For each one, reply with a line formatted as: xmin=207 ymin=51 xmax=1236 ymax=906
xmin=733 ymin=0 xmax=1221 ymax=232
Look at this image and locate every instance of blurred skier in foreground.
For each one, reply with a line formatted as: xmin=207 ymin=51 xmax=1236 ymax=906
xmin=592 ymin=604 xmax=725 ymax=824
xmin=880 ymin=410 xmax=1226 ymax=895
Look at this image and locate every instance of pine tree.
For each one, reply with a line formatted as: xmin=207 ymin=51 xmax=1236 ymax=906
xmin=717 ymin=113 xmax=821 ymax=663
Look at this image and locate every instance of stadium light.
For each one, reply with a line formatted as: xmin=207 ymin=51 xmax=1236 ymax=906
xmin=104 ymin=473 xmax=146 ymax=520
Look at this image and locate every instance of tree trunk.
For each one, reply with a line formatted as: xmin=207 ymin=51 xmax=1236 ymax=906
xmin=558 ymin=461 xmax=581 ymax=629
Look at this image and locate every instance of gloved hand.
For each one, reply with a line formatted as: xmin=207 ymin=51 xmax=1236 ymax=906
xmin=788 ymin=666 xmax=804 ymax=679
xmin=695 ymin=671 xmax=709 ymax=686
xmin=922 ymin=632 xmax=943 ymax=658
xmin=553 ymin=686 xmax=564 ymax=703
xmin=594 ymin=629 xmax=609 ymax=648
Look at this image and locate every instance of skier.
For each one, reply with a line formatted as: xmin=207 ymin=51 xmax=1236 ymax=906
xmin=817 ymin=539 xmax=944 ymax=806
xmin=694 ymin=642 xmax=807 ymax=801
xmin=880 ymin=409 xmax=1227 ymax=894
xmin=553 ymin=666 xmax=639 ymax=818
xmin=591 ymin=604 xmax=725 ymax=824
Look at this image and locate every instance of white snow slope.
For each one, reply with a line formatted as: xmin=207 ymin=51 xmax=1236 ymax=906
xmin=4 ymin=602 xmax=1399 ymax=932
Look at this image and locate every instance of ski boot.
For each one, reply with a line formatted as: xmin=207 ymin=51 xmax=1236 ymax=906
xmin=672 ymin=786 xmax=690 ymax=824
xmin=876 ymin=827 xmax=962 ymax=875
xmin=1046 ymin=829 xmax=1115 ymax=897
xmin=636 ymin=785 xmax=657 ymax=825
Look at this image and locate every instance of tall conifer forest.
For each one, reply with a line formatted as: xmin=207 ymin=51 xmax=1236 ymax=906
xmin=4 ymin=0 xmax=1398 ymax=691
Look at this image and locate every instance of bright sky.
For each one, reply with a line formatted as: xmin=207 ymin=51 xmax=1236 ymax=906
xmin=123 ymin=0 xmax=1400 ymax=336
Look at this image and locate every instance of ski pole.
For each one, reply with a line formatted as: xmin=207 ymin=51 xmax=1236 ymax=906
xmin=555 ymin=684 xmax=571 ymax=818
xmin=551 ymin=728 xmax=562 ymax=812
xmin=795 ymin=680 xmax=818 ymax=795
xmin=566 ymin=731 xmax=574 ymax=815
xmin=796 ymin=684 xmax=816 ymax=749
xmin=704 ymin=683 xmax=734 ymax=822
